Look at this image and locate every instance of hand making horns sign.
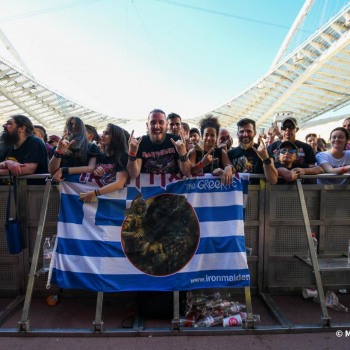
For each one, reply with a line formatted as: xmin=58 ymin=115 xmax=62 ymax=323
xmin=56 ymin=133 xmax=76 ymax=154
xmin=128 ymin=130 xmax=143 ymax=155
xmin=170 ymin=130 xmax=187 ymax=157
xmin=252 ymin=138 xmax=269 ymax=161
xmin=201 ymin=148 xmax=218 ymax=167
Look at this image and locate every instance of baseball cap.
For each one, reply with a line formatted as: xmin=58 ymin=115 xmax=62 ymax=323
xmin=281 ymin=117 xmax=298 ymax=129
xmin=279 ymin=140 xmax=298 ymax=151
xmin=190 ymin=127 xmax=200 ymax=135
xmin=48 ymin=135 xmax=60 ymax=143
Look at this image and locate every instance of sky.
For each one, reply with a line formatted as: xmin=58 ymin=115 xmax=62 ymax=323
xmin=0 ymin=0 xmax=349 ymax=136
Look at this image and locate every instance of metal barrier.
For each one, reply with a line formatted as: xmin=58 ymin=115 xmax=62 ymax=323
xmin=0 ymin=174 xmax=349 ymax=334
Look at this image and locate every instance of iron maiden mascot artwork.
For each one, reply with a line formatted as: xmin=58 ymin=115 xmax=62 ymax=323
xmin=121 ymin=193 xmax=200 ymax=276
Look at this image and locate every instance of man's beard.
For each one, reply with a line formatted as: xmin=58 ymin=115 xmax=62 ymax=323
xmin=239 ymin=138 xmax=254 ymax=150
xmin=150 ymin=132 xmax=165 ymax=144
xmin=0 ymin=130 xmax=19 ymax=146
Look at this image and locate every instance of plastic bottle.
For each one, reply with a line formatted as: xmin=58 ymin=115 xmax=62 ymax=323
xmin=50 ymin=234 xmax=57 ymax=248
xmin=222 ymin=313 xmax=260 ymax=327
xmin=239 ymin=312 xmax=261 ymax=323
xmin=43 ymin=237 xmax=52 ymax=272
xmin=222 ymin=302 xmax=246 ymax=316
xmin=189 ymin=296 xmax=208 ymax=306
xmin=307 ymin=233 xmax=318 ymax=261
xmin=194 ymin=315 xmax=223 ymax=327
xmin=179 ymin=317 xmax=196 ymax=327
xmin=210 ymin=300 xmax=234 ymax=309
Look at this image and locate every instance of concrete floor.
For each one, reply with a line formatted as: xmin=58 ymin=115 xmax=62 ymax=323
xmin=0 ymin=292 xmax=350 ymax=349
xmin=0 ymin=333 xmax=349 ymax=350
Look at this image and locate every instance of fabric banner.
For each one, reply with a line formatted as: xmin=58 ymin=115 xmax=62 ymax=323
xmin=53 ymin=173 xmax=250 ymax=292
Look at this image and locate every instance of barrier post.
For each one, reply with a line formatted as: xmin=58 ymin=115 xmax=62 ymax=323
xmin=296 ymin=179 xmax=331 ymax=327
xmin=18 ymin=179 xmax=52 ymax=332
xmin=93 ymin=292 xmax=104 ymax=332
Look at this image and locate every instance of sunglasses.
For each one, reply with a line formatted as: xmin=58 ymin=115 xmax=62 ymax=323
xmin=280 ymin=148 xmax=297 ymax=155
xmin=281 ymin=124 xmax=296 ymax=131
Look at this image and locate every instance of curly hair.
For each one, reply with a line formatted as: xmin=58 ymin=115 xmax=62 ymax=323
xmin=198 ymin=116 xmax=220 ymax=137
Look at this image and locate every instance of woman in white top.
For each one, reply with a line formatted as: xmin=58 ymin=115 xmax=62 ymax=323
xmin=316 ymin=127 xmax=350 ymax=185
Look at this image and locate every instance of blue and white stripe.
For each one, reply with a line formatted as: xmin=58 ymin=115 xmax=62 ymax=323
xmin=52 ymin=173 xmax=250 ymax=291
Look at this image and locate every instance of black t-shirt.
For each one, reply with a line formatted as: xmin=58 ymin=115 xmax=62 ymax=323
xmin=227 ymin=145 xmax=263 ymax=185
xmin=137 ymin=134 xmax=180 ymax=174
xmin=194 ymin=147 xmax=223 ymax=174
xmin=227 ymin=144 xmax=263 ymax=174
xmin=96 ymin=152 xmax=127 ymax=173
xmin=61 ymin=143 xmax=99 ymax=167
xmin=268 ymin=140 xmax=316 ymax=166
xmin=0 ymin=141 xmax=10 ymax=162
xmin=6 ymin=135 xmax=48 ymax=174
xmin=275 ymin=162 xmax=309 ymax=184
xmin=92 ymin=151 xmax=128 ymax=185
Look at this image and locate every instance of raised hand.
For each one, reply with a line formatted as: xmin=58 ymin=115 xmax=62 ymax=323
xmin=128 ymin=130 xmax=142 ymax=155
xmin=218 ymin=140 xmax=229 ymax=152
xmin=252 ymin=138 xmax=269 ymax=161
xmin=201 ymin=148 xmax=216 ymax=167
xmin=57 ymin=133 xmax=75 ymax=154
xmin=170 ymin=130 xmax=187 ymax=156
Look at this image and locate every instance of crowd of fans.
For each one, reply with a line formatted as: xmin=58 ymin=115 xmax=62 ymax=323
xmin=0 ymin=112 xmax=350 ymax=187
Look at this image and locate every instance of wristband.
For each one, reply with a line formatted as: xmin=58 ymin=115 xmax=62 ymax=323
xmin=95 ymin=189 xmax=101 ymax=197
xmin=128 ymin=155 xmax=137 ymax=161
xmin=53 ymin=151 xmax=62 ymax=159
xmin=129 ymin=151 xmax=137 ymax=157
xmin=55 ymin=149 xmax=64 ymax=155
xmin=61 ymin=167 xmax=69 ymax=174
xmin=180 ymin=154 xmax=189 ymax=162
xmin=197 ymin=161 xmax=203 ymax=169
xmin=341 ymin=166 xmax=347 ymax=174
xmin=262 ymin=158 xmax=272 ymax=165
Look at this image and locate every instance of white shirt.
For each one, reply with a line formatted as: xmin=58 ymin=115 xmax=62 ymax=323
xmin=316 ymin=150 xmax=350 ymax=185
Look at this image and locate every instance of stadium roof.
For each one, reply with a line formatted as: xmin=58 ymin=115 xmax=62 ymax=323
xmin=0 ymin=3 xmax=350 ymax=133
xmin=188 ymin=3 xmax=350 ymax=132
xmin=0 ymin=53 xmax=127 ymax=131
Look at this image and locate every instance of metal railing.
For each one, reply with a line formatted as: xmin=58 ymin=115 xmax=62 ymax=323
xmin=0 ymin=174 xmax=349 ymax=334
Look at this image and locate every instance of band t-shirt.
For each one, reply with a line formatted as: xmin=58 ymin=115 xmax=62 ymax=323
xmin=227 ymin=145 xmax=263 ymax=184
xmin=227 ymin=145 xmax=263 ymax=173
xmin=93 ymin=152 xmax=128 ymax=185
xmin=136 ymin=134 xmax=180 ymax=174
xmin=268 ymin=140 xmax=316 ymax=166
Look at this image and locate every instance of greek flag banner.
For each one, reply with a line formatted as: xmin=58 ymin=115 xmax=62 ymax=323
xmin=53 ymin=173 xmax=250 ymax=292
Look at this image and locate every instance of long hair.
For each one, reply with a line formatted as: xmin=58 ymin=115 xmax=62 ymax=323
xmin=63 ymin=117 xmax=89 ymax=161
xmin=103 ymin=123 xmax=128 ymax=170
xmin=13 ymin=115 xmax=34 ymax=136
